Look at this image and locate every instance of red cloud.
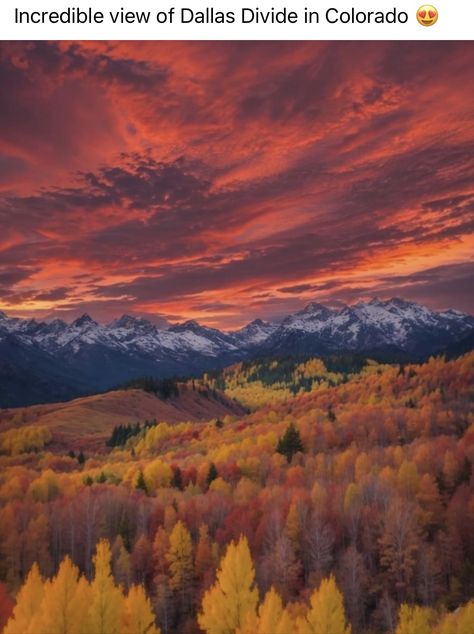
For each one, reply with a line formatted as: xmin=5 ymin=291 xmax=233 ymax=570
xmin=0 ymin=41 xmax=473 ymax=327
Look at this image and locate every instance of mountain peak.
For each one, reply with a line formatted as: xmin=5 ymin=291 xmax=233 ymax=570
xmin=300 ymin=302 xmax=332 ymax=314
xmin=169 ymin=319 xmax=203 ymax=333
xmin=183 ymin=319 xmax=200 ymax=328
xmin=1 ymin=298 xmax=473 ymax=410
xmin=112 ymin=314 xmax=144 ymax=328
xmin=72 ymin=314 xmax=98 ymax=328
xmin=242 ymin=318 xmax=271 ymax=329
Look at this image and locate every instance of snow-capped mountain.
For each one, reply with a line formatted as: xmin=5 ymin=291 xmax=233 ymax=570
xmin=231 ymin=319 xmax=278 ymax=349
xmin=1 ymin=298 xmax=473 ymax=407
xmin=262 ymin=298 xmax=474 ymax=355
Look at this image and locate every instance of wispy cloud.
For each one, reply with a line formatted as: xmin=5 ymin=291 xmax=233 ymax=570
xmin=0 ymin=41 xmax=473 ymax=326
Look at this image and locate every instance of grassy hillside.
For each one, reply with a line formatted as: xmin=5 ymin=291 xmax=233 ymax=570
xmin=0 ymin=384 xmax=244 ymax=451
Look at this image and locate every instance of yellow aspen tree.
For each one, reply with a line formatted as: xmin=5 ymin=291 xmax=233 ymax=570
xmin=256 ymin=587 xmax=284 ymax=634
xmin=453 ymin=601 xmax=474 ymax=634
xmin=3 ymin=563 xmax=44 ymax=634
xmin=437 ymin=601 xmax=474 ymax=634
xmin=198 ymin=536 xmax=258 ymax=634
xmin=120 ymin=585 xmax=161 ymax=634
xmin=276 ymin=608 xmax=298 ymax=634
xmin=395 ymin=604 xmax=432 ymax=634
xmin=73 ymin=577 xmax=93 ymax=634
xmin=30 ymin=556 xmax=89 ymax=634
xmin=166 ymin=520 xmax=194 ymax=613
xmin=88 ymin=540 xmax=124 ymax=634
xmin=166 ymin=520 xmax=193 ymax=590
xmin=297 ymin=575 xmax=351 ymax=634
xmin=241 ymin=586 xmax=296 ymax=634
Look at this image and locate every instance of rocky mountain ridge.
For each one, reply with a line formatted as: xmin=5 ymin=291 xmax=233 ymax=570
xmin=1 ymin=298 xmax=472 ymax=406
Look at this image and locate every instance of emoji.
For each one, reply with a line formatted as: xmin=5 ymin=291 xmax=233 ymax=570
xmin=417 ymin=5 xmax=438 ymax=26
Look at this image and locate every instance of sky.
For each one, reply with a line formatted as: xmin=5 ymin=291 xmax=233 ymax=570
xmin=0 ymin=41 xmax=473 ymax=328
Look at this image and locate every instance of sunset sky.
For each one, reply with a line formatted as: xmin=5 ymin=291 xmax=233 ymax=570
xmin=0 ymin=41 xmax=473 ymax=328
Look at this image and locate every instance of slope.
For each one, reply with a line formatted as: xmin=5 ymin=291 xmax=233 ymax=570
xmin=0 ymin=384 xmax=245 ymax=451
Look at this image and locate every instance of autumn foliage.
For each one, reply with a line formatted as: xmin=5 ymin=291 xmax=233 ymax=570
xmin=1 ymin=352 xmax=473 ymax=633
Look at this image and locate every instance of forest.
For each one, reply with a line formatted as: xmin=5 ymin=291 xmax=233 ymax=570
xmin=0 ymin=352 xmax=473 ymax=633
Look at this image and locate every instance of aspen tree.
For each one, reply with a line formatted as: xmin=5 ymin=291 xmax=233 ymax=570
xmin=166 ymin=520 xmax=193 ymax=590
xmin=166 ymin=520 xmax=194 ymax=613
xmin=199 ymin=536 xmax=258 ymax=634
xmin=3 ymin=564 xmax=44 ymax=634
xmin=88 ymin=540 xmax=124 ymax=634
xmin=246 ymin=587 xmax=296 ymax=634
xmin=27 ymin=557 xmax=91 ymax=634
xmin=120 ymin=584 xmax=161 ymax=634
xmin=297 ymin=575 xmax=351 ymax=634
xmin=395 ymin=604 xmax=432 ymax=634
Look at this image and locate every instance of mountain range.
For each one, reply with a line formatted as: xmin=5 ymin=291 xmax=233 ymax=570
xmin=1 ymin=298 xmax=473 ymax=407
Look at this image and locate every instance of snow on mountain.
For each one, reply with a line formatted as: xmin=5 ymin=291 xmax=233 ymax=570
xmin=265 ymin=298 xmax=474 ymax=355
xmin=231 ymin=319 xmax=278 ymax=348
xmin=168 ymin=320 xmax=238 ymax=355
xmin=0 ymin=298 xmax=473 ymax=405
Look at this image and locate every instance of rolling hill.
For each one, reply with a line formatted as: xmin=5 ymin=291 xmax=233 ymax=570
xmin=0 ymin=384 xmax=244 ymax=451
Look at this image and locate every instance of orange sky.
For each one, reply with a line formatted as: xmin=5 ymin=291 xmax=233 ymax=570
xmin=0 ymin=41 xmax=473 ymax=328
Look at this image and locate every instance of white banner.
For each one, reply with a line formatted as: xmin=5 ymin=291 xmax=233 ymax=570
xmin=0 ymin=0 xmax=471 ymax=40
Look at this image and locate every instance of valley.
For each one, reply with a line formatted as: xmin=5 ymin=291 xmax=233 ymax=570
xmin=1 ymin=350 xmax=473 ymax=632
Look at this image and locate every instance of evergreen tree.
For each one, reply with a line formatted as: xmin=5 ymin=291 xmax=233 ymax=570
xmin=171 ymin=466 xmax=183 ymax=490
xmin=276 ymin=423 xmax=304 ymax=463
xmin=207 ymin=463 xmax=218 ymax=487
xmin=136 ymin=470 xmax=148 ymax=494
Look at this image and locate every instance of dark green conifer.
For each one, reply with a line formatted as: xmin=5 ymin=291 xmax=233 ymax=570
xmin=276 ymin=423 xmax=304 ymax=463
xmin=171 ymin=466 xmax=184 ymax=490
xmin=206 ymin=462 xmax=218 ymax=486
xmin=136 ymin=470 xmax=148 ymax=494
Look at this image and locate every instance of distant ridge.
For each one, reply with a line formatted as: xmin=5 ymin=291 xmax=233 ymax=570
xmin=1 ymin=298 xmax=473 ymax=407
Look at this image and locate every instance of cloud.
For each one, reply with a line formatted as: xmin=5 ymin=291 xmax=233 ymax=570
xmin=0 ymin=41 xmax=472 ymax=326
